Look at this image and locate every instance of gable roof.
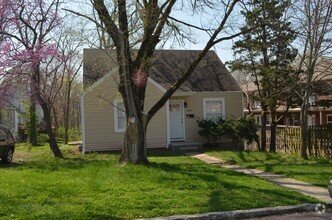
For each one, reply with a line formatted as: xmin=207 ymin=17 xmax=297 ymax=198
xmin=83 ymin=49 xmax=241 ymax=92
xmin=313 ymin=57 xmax=332 ymax=81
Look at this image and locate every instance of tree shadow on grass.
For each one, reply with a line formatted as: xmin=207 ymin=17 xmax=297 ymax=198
xmin=1 ymin=147 xmax=185 ymax=172
xmin=147 ymin=161 xmax=318 ymax=212
xmin=0 ymin=162 xmax=26 ymax=169
xmin=0 ymin=156 xmax=118 ymax=173
xmin=212 ymin=152 xmax=332 ymax=188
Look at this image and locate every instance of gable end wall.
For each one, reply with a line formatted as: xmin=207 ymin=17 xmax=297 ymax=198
xmin=83 ymin=76 xmax=167 ymax=151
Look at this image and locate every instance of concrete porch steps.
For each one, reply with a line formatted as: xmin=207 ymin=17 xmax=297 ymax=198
xmin=169 ymin=141 xmax=203 ymax=153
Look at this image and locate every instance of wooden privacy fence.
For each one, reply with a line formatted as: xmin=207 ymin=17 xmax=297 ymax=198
xmin=308 ymin=125 xmax=332 ymax=158
xmin=274 ymin=126 xmax=302 ymax=154
xmin=248 ymin=125 xmax=332 ymax=158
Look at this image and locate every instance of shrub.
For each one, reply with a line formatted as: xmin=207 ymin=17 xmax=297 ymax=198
xmin=57 ymin=127 xmax=81 ymax=142
xmin=196 ymin=118 xmax=224 ymax=143
xmin=197 ymin=117 xmax=259 ymax=148
xmin=37 ymin=133 xmax=49 ymax=145
xmin=223 ymin=117 xmax=259 ymax=148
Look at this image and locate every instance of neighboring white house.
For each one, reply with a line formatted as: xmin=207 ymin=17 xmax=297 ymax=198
xmin=0 ymin=90 xmax=43 ymax=140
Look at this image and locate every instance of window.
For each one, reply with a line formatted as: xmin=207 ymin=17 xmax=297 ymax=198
xmin=327 ymin=114 xmax=332 ymax=124
xmin=2 ymin=110 xmax=13 ymax=122
xmin=114 ymin=101 xmax=126 ymax=132
xmin=309 ymin=96 xmax=316 ymax=106
xmin=8 ymin=111 xmax=13 ymax=122
xmin=288 ymin=115 xmax=299 ymax=126
xmin=203 ymin=98 xmax=225 ymax=121
xmin=266 ymin=114 xmax=271 ymax=125
xmin=254 ymin=101 xmax=261 ymax=109
xmin=255 ymin=115 xmax=261 ymax=125
xmin=308 ymin=115 xmax=316 ymax=126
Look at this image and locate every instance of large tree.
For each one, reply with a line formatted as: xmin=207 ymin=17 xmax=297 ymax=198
xmin=231 ymin=0 xmax=298 ymax=152
xmin=291 ymin=0 xmax=332 ymax=159
xmin=74 ymin=0 xmax=243 ymax=164
xmin=0 ymin=0 xmax=65 ymax=157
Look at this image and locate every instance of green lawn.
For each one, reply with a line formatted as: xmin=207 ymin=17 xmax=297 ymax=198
xmin=206 ymin=150 xmax=332 ymax=188
xmin=0 ymin=144 xmax=320 ymax=219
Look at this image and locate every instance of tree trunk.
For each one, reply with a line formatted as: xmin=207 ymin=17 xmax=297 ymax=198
xmin=32 ymin=64 xmax=63 ymax=158
xmin=40 ymin=102 xmax=63 ymax=158
xmin=270 ymin=114 xmax=277 ymax=153
xmin=118 ymin=113 xmax=148 ymax=164
xmin=52 ymin=105 xmax=59 ymax=138
xmin=261 ymin=110 xmax=267 ymax=151
xmin=29 ymin=74 xmax=38 ymax=145
xmin=29 ymin=82 xmax=38 ymax=146
xmin=300 ymin=101 xmax=309 ymax=159
xmin=64 ymin=82 xmax=72 ymax=144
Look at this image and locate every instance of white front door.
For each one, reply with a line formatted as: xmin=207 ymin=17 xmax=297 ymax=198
xmin=169 ymin=100 xmax=185 ymax=140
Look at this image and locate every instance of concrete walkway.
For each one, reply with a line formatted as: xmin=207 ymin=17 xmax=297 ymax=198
xmin=187 ymin=153 xmax=332 ymax=204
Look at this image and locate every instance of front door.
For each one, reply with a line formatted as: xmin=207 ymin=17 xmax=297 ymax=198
xmin=169 ymin=100 xmax=185 ymax=140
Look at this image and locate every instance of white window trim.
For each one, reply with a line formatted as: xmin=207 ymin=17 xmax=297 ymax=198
xmin=203 ymin=98 xmax=225 ymax=120
xmin=327 ymin=114 xmax=332 ymax=124
xmin=10 ymin=111 xmax=14 ymax=123
xmin=308 ymin=115 xmax=315 ymax=126
xmin=114 ymin=100 xmax=126 ymax=132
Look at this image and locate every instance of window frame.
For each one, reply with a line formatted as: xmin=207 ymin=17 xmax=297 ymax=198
xmin=203 ymin=98 xmax=225 ymax=121
xmin=255 ymin=115 xmax=262 ymax=125
xmin=114 ymin=100 xmax=126 ymax=132
xmin=326 ymin=114 xmax=332 ymax=124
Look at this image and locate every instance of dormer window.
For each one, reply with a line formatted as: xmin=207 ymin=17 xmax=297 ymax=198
xmin=254 ymin=101 xmax=261 ymax=109
xmin=309 ymin=96 xmax=316 ymax=106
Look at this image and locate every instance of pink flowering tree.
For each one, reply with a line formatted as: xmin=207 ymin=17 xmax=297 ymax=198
xmin=0 ymin=0 xmax=65 ymax=157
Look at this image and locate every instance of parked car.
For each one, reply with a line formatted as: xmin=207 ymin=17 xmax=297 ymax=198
xmin=0 ymin=124 xmax=15 ymax=164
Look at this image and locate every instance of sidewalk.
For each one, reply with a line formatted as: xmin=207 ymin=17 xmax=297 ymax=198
xmin=187 ymin=152 xmax=332 ymax=204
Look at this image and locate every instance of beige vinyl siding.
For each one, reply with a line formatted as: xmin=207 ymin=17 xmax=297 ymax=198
xmin=171 ymin=91 xmax=243 ymax=142
xmin=83 ymin=75 xmax=167 ymax=151
xmin=144 ymin=82 xmax=167 ymax=148
xmin=83 ymin=76 xmax=121 ymax=151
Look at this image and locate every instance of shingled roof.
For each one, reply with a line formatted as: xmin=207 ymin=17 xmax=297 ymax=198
xmin=83 ymin=49 xmax=241 ymax=92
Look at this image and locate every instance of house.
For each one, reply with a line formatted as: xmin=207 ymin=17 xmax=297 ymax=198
xmin=240 ymin=58 xmax=332 ymax=126
xmin=0 ymin=105 xmax=20 ymax=138
xmin=0 ymin=87 xmax=44 ymax=141
xmin=0 ymin=92 xmax=26 ymax=140
xmin=81 ymin=49 xmax=244 ymax=152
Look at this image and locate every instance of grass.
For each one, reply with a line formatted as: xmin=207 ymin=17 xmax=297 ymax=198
xmin=0 ymin=144 xmax=320 ymax=219
xmin=206 ymin=150 xmax=332 ymax=188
